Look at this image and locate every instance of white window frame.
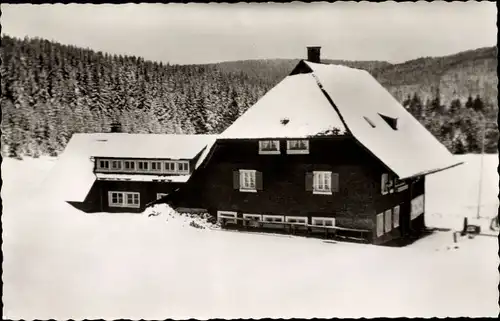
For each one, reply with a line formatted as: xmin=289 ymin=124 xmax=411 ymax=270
xmin=123 ymin=160 xmax=136 ymax=171
xmin=311 ymin=217 xmax=335 ymax=227
xmin=164 ymin=161 xmax=176 ymax=173
xmin=313 ymin=171 xmax=332 ymax=195
xmin=177 ymin=161 xmax=190 ymax=174
xmin=384 ymin=209 xmax=392 ymax=233
xmin=157 ymin=193 xmax=169 ymax=200
xmin=108 ymin=191 xmax=140 ymax=208
xmin=217 ymin=211 xmax=237 ymax=224
xmin=258 ymin=140 xmax=280 ymax=155
xmin=137 ymin=161 xmax=150 ymax=172
xmin=262 ymin=215 xmax=285 ymax=223
xmin=286 ymin=140 xmax=309 ymax=154
xmin=285 ymin=216 xmax=308 ymax=225
xmin=376 ymin=213 xmax=384 ymax=237
xmin=393 ymin=205 xmax=400 ymax=228
xmin=97 ymin=159 xmax=110 ymax=171
xmin=110 ymin=160 xmax=122 ymax=171
xmin=150 ymin=161 xmax=162 ymax=172
xmin=239 ymin=169 xmax=257 ymax=193
xmin=243 ymin=213 xmax=262 ymax=225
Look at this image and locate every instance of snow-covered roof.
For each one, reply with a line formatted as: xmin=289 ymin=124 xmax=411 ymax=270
xmin=220 ymin=73 xmax=346 ymax=139
xmin=95 ymin=173 xmax=190 ymax=183
xmin=219 ymin=59 xmax=461 ymax=179
xmin=45 ymin=133 xmax=214 ymax=202
xmin=304 ymin=61 xmax=462 ymax=179
xmin=90 ymin=133 xmax=216 ymax=159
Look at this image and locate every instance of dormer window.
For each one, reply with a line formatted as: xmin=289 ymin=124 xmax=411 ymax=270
xmin=287 ymin=139 xmax=309 ymax=154
xmin=259 ymin=140 xmax=280 ymax=155
xmin=379 ymin=114 xmax=398 ymax=130
xmin=177 ymin=161 xmax=190 ymax=173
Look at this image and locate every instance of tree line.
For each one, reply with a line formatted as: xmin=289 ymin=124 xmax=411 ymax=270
xmin=0 ymin=35 xmax=497 ymax=159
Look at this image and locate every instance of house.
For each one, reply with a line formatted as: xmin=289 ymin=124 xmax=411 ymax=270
xmin=50 ymin=130 xmax=216 ymax=213
xmin=162 ymin=46 xmax=462 ymax=245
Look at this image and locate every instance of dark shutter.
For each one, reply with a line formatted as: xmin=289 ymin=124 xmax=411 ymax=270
xmin=305 ymin=172 xmax=314 ymax=191
xmin=233 ymin=170 xmax=240 ymax=190
xmin=256 ymin=171 xmax=263 ymax=191
xmin=331 ymin=173 xmax=339 ymax=192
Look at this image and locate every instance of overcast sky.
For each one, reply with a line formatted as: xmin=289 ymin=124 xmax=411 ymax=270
xmin=2 ymin=2 xmax=497 ymax=65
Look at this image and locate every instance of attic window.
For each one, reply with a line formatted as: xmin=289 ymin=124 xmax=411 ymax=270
xmin=379 ymin=114 xmax=398 ymax=130
xmin=363 ymin=116 xmax=376 ymax=128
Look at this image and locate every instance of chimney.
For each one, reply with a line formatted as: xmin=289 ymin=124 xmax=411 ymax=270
xmin=307 ymin=46 xmax=321 ymax=63
xmin=110 ymin=122 xmax=122 ymax=133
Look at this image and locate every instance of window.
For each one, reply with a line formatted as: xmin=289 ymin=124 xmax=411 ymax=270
xmin=313 ymin=171 xmax=332 ymax=194
xmin=384 ymin=209 xmax=392 ymax=233
xmin=285 ymin=216 xmax=308 ymax=225
xmin=217 ymin=211 xmax=237 ymax=224
xmin=165 ymin=161 xmax=176 ymax=173
xmin=137 ymin=161 xmax=149 ymax=171
xmin=259 ymin=140 xmax=280 ymax=154
xmin=124 ymin=160 xmax=135 ymax=171
xmin=312 ymin=217 xmax=335 ymax=227
xmin=151 ymin=161 xmax=162 ymax=172
xmin=379 ymin=113 xmax=398 ymax=130
xmin=177 ymin=161 xmax=189 ymax=173
xmin=287 ymin=140 xmax=309 ymax=154
xmin=376 ymin=213 xmax=384 ymax=237
xmin=98 ymin=159 xmax=109 ymax=170
xmin=393 ymin=205 xmax=400 ymax=228
xmin=243 ymin=214 xmax=262 ymax=226
xmin=262 ymin=215 xmax=285 ymax=223
xmin=364 ymin=116 xmax=376 ymax=128
xmin=108 ymin=191 xmax=140 ymax=208
xmin=411 ymin=195 xmax=424 ymax=220
xmin=157 ymin=193 xmax=168 ymax=200
xmin=381 ymin=173 xmax=389 ymax=195
xmin=111 ymin=160 xmax=122 ymax=170
xmin=239 ymin=170 xmax=257 ymax=192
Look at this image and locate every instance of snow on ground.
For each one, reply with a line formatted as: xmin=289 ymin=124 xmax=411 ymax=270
xmin=2 ymin=155 xmax=499 ymax=319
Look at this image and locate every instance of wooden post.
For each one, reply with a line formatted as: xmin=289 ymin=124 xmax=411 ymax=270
xmin=461 ymin=217 xmax=468 ymax=236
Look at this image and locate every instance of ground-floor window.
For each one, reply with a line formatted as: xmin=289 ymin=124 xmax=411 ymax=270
xmin=384 ymin=209 xmax=392 ymax=233
xmin=285 ymin=216 xmax=308 ymax=225
xmin=376 ymin=213 xmax=384 ymax=237
xmin=262 ymin=215 xmax=285 ymax=223
xmin=243 ymin=213 xmax=262 ymax=226
xmin=217 ymin=211 xmax=237 ymax=224
xmin=311 ymin=217 xmax=335 ymax=227
xmin=108 ymin=191 xmax=140 ymax=208
xmin=393 ymin=205 xmax=400 ymax=228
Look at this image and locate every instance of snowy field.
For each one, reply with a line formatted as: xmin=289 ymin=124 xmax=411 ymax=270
xmin=2 ymin=154 xmax=499 ymax=319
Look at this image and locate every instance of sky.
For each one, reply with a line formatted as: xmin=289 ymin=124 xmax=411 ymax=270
xmin=1 ymin=2 xmax=497 ymax=65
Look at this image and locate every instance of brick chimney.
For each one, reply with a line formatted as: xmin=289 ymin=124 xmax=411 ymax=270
xmin=307 ymin=46 xmax=321 ymax=63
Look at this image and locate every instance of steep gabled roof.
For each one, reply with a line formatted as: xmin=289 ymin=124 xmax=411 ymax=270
xmin=220 ymin=59 xmax=461 ymax=179
xmin=304 ymin=61 xmax=462 ymax=179
xmin=220 ymin=72 xmax=346 ymax=139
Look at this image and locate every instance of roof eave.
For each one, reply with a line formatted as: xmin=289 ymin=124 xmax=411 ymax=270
xmin=398 ymin=161 xmax=465 ymax=181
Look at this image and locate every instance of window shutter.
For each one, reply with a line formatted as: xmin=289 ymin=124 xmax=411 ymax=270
xmin=233 ymin=171 xmax=240 ymax=189
xmin=331 ymin=173 xmax=339 ymax=192
xmin=381 ymin=173 xmax=388 ymax=194
xmin=255 ymin=171 xmax=263 ymax=191
xmin=305 ymin=172 xmax=314 ymax=191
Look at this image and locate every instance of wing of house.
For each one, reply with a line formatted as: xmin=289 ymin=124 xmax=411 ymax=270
xmin=45 ymin=133 xmax=216 ymax=211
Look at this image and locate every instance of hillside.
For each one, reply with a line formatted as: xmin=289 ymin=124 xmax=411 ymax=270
xmin=0 ymin=34 xmax=497 ymax=158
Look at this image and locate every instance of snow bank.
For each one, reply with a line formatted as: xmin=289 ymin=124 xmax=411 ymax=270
xmin=143 ymin=203 xmax=219 ymax=230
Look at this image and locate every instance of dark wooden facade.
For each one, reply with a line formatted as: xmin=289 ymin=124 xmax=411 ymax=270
xmin=167 ymin=135 xmax=427 ymax=245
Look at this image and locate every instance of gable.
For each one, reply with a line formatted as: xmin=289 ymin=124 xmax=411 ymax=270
xmin=221 ymin=72 xmax=346 ymax=139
